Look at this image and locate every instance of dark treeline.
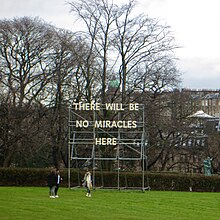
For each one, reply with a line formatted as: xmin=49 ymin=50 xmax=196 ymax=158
xmin=0 ymin=0 xmax=184 ymax=169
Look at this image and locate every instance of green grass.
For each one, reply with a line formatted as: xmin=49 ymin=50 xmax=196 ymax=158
xmin=0 ymin=187 xmax=219 ymax=220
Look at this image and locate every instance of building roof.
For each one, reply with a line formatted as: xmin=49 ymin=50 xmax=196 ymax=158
xmin=188 ymin=110 xmax=216 ymax=119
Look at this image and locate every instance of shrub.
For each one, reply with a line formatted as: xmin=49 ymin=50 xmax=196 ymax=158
xmin=0 ymin=168 xmax=220 ymax=192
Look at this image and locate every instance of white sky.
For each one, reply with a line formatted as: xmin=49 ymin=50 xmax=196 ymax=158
xmin=0 ymin=0 xmax=220 ymax=90
xmin=137 ymin=0 xmax=220 ymax=90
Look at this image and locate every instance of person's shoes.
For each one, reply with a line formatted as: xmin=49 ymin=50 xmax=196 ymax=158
xmin=55 ymin=195 xmax=59 ymax=198
xmin=50 ymin=196 xmax=56 ymax=198
xmin=86 ymin=193 xmax=89 ymax=197
xmin=88 ymin=194 xmax=91 ymax=197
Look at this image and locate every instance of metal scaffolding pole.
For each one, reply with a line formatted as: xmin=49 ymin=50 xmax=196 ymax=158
xmin=68 ymin=106 xmax=71 ymax=189
xmin=92 ymin=108 xmax=96 ymax=188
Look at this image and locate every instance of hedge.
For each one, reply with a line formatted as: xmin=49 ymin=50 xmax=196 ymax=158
xmin=0 ymin=168 xmax=220 ymax=192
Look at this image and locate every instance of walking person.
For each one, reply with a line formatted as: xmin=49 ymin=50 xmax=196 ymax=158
xmin=55 ymin=169 xmax=62 ymax=198
xmin=82 ymin=169 xmax=92 ymax=197
xmin=47 ymin=168 xmax=57 ymax=198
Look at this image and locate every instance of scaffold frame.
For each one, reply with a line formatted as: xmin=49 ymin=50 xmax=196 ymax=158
xmin=68 ymin=103 xmax=148 ymax=190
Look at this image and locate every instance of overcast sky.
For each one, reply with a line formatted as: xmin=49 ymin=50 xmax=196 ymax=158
xmin=1 ymin=0 xmax=220 ymax=90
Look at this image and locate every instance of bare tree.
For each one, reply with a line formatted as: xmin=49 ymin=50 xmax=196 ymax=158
xmin=112 ymin=1 xmax=179 ymax=103
xmin=44 ymin=29 xmax=81 ymax=168
xmin=69 ymin=0 xmax=179 ymax=103
xmin=0 ymin=17 xmax=55 ymax=167
xmin=0 ymin=16 xmax=98 ymax=167
xmin=69 ymin=0 xmax=108 ymax=103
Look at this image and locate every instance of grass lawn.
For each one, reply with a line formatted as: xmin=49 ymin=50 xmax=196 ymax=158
xmin=0 ymin=187 xmax=219 ymax=220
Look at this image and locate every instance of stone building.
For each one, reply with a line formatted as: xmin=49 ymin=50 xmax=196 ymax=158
xmin=144 ymin=89 xmax=220 ymax=174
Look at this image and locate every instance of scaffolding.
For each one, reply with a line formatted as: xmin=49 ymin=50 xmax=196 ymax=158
xmin=68 ymin=103 xmax=148 ymax=190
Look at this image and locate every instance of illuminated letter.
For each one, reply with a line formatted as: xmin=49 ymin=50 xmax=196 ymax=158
xmin=76 ymin=120 xmax=89 ymax=128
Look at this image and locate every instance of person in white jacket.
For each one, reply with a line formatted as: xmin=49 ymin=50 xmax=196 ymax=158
xmin=82 ymin=169 xmax=92 ymax=197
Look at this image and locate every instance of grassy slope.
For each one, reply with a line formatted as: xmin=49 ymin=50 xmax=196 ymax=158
xmin=0 ymin=187 xmax=219 ymax=220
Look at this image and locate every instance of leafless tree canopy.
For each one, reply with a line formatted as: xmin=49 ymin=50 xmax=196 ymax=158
xmin=0 ymin=2 xmax=214 ymax=172
xmin=69 ymin=0 xmax=180 ymax=103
